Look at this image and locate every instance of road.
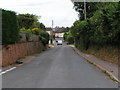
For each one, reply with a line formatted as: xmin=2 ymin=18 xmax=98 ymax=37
xmin=2 ymin=44 xmax=118 ymax=88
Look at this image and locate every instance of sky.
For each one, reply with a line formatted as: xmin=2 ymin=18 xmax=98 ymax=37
xmin=0 ymin=0 xmax=78 ymax=27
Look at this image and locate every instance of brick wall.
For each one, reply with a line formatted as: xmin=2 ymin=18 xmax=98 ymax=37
xmin=1 ymin=42 xmax=46 ymax=67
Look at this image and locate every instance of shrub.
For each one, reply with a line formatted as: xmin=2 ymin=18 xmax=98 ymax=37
xmin=20 ymin=28 xmax=33 ymax=34
xmin=39 ymin=31 xmax=50 ymax=46
xmin=64 ymin=32 xmax=74 ymax=44
xmin=2 ymin=9 xmax=19 ymax=45
xmin=71 ymin=2 xmax=120 ymax=49
xmin=17 ymin=14 xmax=35 ymax=29
xmin=66 ymin=34 xmax=74 ymax=44
xmin=32 ymin=28 xmax=41 ymax=35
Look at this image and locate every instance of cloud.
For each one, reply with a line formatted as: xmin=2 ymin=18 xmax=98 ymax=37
xmin=1 ymin=1 xmax=53 ymax=7
xmin=0 ymin=0 xmax=78 ymax=27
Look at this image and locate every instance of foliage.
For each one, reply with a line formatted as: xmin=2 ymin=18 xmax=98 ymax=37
xmin=40 ymin=23 xmax=46 ymax=30
xmin=17 ymin=14 xmax=41 ymax=29
xmin=71 ymin=2 xmax=120 ymax=50
xmin=39 ymin=31 xmax=50 ymax=46
xmin=20 ymin=28 xmax=49 ymax=45
xmin=32 ymin=28 xmax=41 ymax=35
xmin=64 ymin=32 xmax=74 ymax=44
xmin=32 ymin=16 xmax=40 ymax=28
xmin=20 ymin=28 xmax=33 ymax=34
xmin=2 ymin=9 xmax=19 ymax=45
xmin=17 ymin=14 xmax=34 ymax=29
xmin=74 ymin=2 xmax=99 ymax=20
xmin=63 ymin=33 xmax=67 ymax=40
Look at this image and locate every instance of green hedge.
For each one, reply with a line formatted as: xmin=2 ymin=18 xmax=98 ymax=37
xmin=39 ymin=31 xmax=50 ymax=46
xmin=71 ymin=2 xmax=120 ymax=50
xmin=2 ymin=9 xmax=19 ymax=45
xmin=64 ymin=32 xmax=74 ymax=44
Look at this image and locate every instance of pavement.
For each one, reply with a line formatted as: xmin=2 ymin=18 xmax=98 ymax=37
xmin=72 ymin=45 xmax=119 ymax=83
xmin=2 ymin=44 xmax=118 ymax=88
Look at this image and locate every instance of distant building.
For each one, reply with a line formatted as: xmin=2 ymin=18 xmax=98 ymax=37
xmin=53 ymin=27 xmax=69 ymax=38
xmin=45 ymin=27 xmax=52 ymax=35
xmin=45 ymin=27 xmax=69 ymax=38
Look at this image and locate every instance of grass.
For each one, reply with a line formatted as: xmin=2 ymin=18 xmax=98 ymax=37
xmin=68 ymin=44 xmax=75 ymax=46
xmin=49 ymin=43 xmax=54 ymax=45
xmin=10 ymin=61 xmax=23 ymax=65
xmin=78 ymin=46 xmax=119 ymax=65
xmin=87 ymin=60 xmax=96 ymax=66
xmin=87 ymin=60 xmax=118 ymax=82
xmin=102 ymin=70 xmax=117 ymax=82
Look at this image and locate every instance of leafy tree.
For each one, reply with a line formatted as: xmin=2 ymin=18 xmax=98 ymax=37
xmin=40 ymin=23 xmax=46 ymax=30
xmin=17 ymin=14 xmax=39 ymax=29
xmin=73 ymin=2 xmax=99 ymax=20
xmin=39 ymin=31 xmax=50 ymax=46
xmin=32 ymin=28 xmax=41 ymax=35
xmin=71 ymin=2 xmax=120 ymax=50
xmin=64 ymin=32 xmax=74 ymax=44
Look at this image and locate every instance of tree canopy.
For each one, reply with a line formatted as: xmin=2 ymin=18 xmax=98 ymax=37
xmin=71 ymin=2 xmax=120 ymax=49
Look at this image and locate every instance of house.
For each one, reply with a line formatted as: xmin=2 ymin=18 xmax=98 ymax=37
xmin=45 ymin=27 xmax=69 ymax=38
xmin=45 ymin=28 xmax=52 ymax=35
xmin=53 ymin=27 xmax=69 ymax=38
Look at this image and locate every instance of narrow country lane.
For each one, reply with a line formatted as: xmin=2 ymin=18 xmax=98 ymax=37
xmin=2 ymin=45 xmax=118 ymax=88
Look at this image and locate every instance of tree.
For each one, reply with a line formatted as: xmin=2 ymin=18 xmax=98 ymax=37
xmin=73 ymin=2 xmax=99 ymax=20
xmin=40 ymin=23 xmax=46 ymax=30
xmin=17 ymin=14 xmax=39 ymax=29
xmin=71 ymin=2 xmax=120 ymax=49
xmin=39 ymin=31 xmax=50 ymax=45
xmin=64 ymin=32 xmax=74 ymax=44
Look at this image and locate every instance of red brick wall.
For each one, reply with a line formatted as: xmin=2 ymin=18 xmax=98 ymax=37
xmin=1 ymin=42 xmax=46 ymax=67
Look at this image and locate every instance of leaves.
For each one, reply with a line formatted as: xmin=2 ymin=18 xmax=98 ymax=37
xmin=71 ymin=2 xmax=120 ymax=49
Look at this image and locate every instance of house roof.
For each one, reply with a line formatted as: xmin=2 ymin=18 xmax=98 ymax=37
xmin=53 ymin=27 xmax=69 ymax=33
xmin=45 ymin=27 xmax=52 ymax=31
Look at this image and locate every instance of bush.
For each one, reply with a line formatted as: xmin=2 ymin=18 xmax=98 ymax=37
xmin=39 ymin=31 xmax=50 ymax=46
xmin=20 ymin=27 xmax=49 ymax=45
xmin=17 ymin=14 xmax=35 ymax=29
xmin=67 ymin=34 xmax=74 ymax=44
xmin=2 ymin=9 xmax=19 ymax=45
xmin=64 ymin=32 xmax=74 ymax=44
xmin=71 ymin=2 xmax=120 ymax=49
xmin=20 ymin=28 xmax=33 ymax=34
xmin=32 ymin=28 xmax=41 ymax=35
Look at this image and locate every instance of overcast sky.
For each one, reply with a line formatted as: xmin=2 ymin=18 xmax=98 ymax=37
xmin=1 ymin=0 xmax=78 ymax=27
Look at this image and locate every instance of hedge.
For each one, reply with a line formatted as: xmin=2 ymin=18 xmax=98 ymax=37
xmin=64 ymin=32 xmax=74 ymax=44
xmin=71 ymin=2 xmax=120 ymax=50
xmin=2 ymin=9 xmax=19 ymax=45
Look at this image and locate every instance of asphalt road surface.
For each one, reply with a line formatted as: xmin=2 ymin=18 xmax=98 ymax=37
xmin=2 ymin=45 xmax=118 ymax=88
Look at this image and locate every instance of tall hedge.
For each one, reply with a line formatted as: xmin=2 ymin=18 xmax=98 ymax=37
xmin=39 ymin=31 xmax=50 ymax=46
xmin=71 ymin=2 xmax=120 ymax=49
xmin=2 ymin=9 xmax=19 ymax=45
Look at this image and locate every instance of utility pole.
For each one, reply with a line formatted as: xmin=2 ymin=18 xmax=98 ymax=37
xmin=52 ymin=20 xmax=54 ymax=29
xmin=84 ymin=0 xmax=86 ymax=20
xmin=51 ymin=20 xmax=54 ymax=44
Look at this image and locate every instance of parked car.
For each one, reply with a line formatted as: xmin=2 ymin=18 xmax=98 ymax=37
xmin=57 ymin=40 xmax=62 ymax=45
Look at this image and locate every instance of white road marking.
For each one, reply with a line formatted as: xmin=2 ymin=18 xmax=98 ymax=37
xmin=0 ymin=67 xmax=16 ymax=75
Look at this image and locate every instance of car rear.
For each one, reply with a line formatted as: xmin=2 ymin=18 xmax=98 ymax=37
xmin=57 ymin=40 xmax=62 ymax=45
